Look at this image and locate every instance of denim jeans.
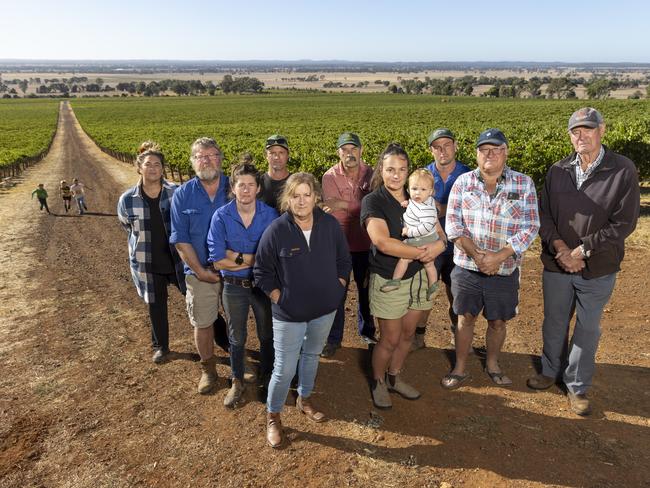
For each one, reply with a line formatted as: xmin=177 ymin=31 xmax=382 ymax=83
xmin=267 ymin=310 xmax=336 ymax=413
xmin=327 ymin=251 xmax=375 ymax=345
xmin=75 ymin=196 xmax=87 ymax=214
xmin=222 ymin=282 xmax=274 ymax=381
xmin=541 ymin=270 xmax=617 ymax=395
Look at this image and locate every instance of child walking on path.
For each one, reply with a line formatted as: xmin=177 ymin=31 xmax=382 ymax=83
xmin=60 ymin=180 xmax=72 ymax=212
xmin=380 ymin=169 xmax=445 ymax=300
xmin=31 ymin=184 xmax=51 ymax=214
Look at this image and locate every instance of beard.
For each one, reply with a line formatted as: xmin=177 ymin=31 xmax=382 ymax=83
xmin=196 ymin=167 xmax=219 ymax=181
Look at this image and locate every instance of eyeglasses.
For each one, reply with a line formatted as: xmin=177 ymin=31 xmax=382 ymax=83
xmin=194 ymin=153 xmax=221 ymax=162
xmin=478 ymin=146 xmax=506 ymax=156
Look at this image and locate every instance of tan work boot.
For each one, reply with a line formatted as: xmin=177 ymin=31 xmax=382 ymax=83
xmin=198 ymin=356 xmax=218 ymax=395
xmin=266 ymin=412 xmax=283 ymax=448
xmin=223 ymin=379 xmax=245 ymax=408
xmin=387 ymin=373 xmax=421 ymax=400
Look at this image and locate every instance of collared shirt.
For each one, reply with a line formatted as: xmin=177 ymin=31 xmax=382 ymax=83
xmin=570 ymin=145 xmax=605 ymax=189
xmin=426 ymin=160 xmax=471 ymax=255
xmin=321 ymin=161 xmax=373 ymax=252
xmin=170 ymin=174 xmax=230 ymax=276
xmin=117 ymin=179 xmax=186 ymax=303
xmin=446 ymin=166 xmax=540 ymax=276
xmin=207 ymin=199 xmax=279 ymax=279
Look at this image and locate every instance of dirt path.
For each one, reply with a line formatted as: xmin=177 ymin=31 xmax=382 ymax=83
xmin=1 ymin=103 xmax=649 ymax=488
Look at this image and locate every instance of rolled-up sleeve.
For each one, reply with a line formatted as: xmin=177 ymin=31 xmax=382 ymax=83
xmin=445 ymin=179 xmax=468 ymax=241
xmin=170 ymin=190 xmax=189 ymax=245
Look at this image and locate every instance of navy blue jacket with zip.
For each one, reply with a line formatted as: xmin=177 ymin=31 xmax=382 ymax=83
xmin=254 ymin=207 xmax=352 ymax=322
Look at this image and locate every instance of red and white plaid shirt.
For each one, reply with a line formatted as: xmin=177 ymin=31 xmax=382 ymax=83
xmin=446 ymin=167 xmax=540 ymax=276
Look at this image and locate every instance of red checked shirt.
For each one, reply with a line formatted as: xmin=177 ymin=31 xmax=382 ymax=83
xmin=321 ymin=161 xmax=373 ymax=252
xmin=445 ymin=167 xmax=540 ymax=276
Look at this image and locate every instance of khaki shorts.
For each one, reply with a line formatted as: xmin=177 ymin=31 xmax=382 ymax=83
xmin=369 ymin=268 xmax=433 ymax=320
xmin=185 ymin=274 xmax=222 ymax=328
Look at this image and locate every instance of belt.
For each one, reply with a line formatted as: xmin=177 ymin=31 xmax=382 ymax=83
xmin=223 ymin=275 xmax=254 ymax=288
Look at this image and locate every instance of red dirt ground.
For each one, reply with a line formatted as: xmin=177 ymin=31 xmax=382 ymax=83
xmin=1 ymin=102 xmax=649 ymax=488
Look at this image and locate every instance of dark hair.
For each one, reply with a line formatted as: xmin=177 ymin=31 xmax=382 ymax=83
xmin=237 ymin=151 xmax=254 ymax=164
xmin=135 ymin=140 xmax=165 ymax=173
xmin=230 ymin=162 xmax=261 ymax=187
xmin=370 ymin=142 xmax=411 ymax=191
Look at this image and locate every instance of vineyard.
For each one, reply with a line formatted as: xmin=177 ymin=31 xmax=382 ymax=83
xmin=70 ymin=94 xmax=650 ymax=185
xmin=0 ymin=99 xmax=59 ymax=173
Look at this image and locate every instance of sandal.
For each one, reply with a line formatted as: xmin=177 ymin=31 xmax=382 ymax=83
xmin=486 ymin=370 xmax=513 ymax=387
xmin=440 ymin=373 xmax=471 ymax=390
xmin=426 ymin=282 xmax=440 ymax=300
xmin=380 ymin=279 xmax=401 ymax=293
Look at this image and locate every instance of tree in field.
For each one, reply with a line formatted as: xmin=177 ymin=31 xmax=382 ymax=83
xmin=546 ymin=77 xmax=576 ymax=99
xmin=646 ymin=84 xmax=650 ymax=98
xmin=221 ymin=74 xmax=234 ymax=93
xmin=585 ymin=78 xmax=614 ymax=99
xmin=18 ymin=79 xmax=28 ymax=95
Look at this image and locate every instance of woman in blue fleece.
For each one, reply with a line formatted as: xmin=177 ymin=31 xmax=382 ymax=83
xmin=254 ymin=172 xmax=352 ymax=448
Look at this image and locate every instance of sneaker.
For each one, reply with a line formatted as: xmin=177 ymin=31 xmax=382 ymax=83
xmin=568 ymin=392 xmax=591 ymax=416
xmin=410 ymin=333 xmax=425 ymax=352
xmin=371 ymin=380 xmax=392 ymax=409
xmin=386 ymin=374 xmax=421 ymax=400
xmin=527 ymin=374 xmax=556 ymax=390
xmin=152 ymin=348 xmax=169 ymax=364
xmin=321 ymin=342 xmax=340 ymax=358
xmin=223 ymin=379 xmax=245 ymax=408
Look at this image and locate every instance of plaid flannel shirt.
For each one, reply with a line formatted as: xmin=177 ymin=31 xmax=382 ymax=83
xmin=117 ymin=179 xmax=186 ymax=303
xmin=446 ymin=167 xmax=540 ymax=276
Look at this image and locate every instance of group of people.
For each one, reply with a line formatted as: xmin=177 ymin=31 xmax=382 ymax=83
xmin=118 ymin=107 xmax=639 ymax=449
xmin=31 ymin=178 xmax=90 ymax=215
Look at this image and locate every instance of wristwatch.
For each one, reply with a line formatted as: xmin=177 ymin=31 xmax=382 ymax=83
xmin=235 ymin=252 xmax=244 ymax=265
xmin=579 ymin=244 xmax=592 ymax=258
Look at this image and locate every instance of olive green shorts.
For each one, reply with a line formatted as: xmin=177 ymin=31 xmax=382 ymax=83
xmin=369 ymin=268 xmax=433 ymax=320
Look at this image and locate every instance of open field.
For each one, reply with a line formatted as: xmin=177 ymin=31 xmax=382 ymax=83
xmin=0 ymin=101 xmax=649 ymax=487
xmin=2 ymin=69 xmax=649 ymax=98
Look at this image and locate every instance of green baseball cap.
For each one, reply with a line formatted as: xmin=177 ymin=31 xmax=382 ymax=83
xmin=337 ymin=132 xmax=361 ymax=148
xmin=265 ymin=134 xmax=289 ymax=150
xmin=427 ymin=128 xmax=456 ymax=146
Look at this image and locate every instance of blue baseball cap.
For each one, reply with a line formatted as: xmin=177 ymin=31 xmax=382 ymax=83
xmin=476 ymin=128 xmax=508 ymax=147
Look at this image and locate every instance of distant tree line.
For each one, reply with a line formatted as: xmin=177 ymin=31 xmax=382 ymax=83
xmin=0 ymin=74 xmax=265 ymax=98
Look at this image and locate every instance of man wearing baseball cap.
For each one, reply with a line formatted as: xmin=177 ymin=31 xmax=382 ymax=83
xmin=320 ymin=132 xmax=376 ymax=357
xmin=259 ymin=134 xmax=291 ymax=210
xmin=528 ymin=108 xmax=639 ymax=416
xmin=408 ymin=129 xmax=471 ymax=351
xmin=442 ymin=128 xmax=539 ymax=390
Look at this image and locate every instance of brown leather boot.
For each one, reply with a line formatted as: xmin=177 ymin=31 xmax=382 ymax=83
xmin=296 ymin=396 xmax=326 ymax=422
xmin=198 ymin=356 xmax=218 ymax=395
xmin=266 ymin=412 xmax=283 ymax=448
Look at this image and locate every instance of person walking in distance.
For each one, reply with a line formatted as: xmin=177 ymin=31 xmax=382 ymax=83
xmin=59 ymin=180 xmax=72 ymax=213
xmin=70 ymin=178 xmax=90 ymax=215
xmin=31 ymin=183 xmax=50 ymax=214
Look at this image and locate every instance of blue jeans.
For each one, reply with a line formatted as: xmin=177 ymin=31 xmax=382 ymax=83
xmin=327 ymin=251 xmax=375 ymax=345
xmin=75 ymin=196 xmax=87 ymax=214
xmin=541 ymin=270 xmax=617 ymax=395
xmin=222 ymin=283 xmax=274 ymax=381
xmin=267 ymin=310 xmax=336 ymax=413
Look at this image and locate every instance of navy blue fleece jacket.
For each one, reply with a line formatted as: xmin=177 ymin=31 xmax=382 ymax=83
xmin=254 ymin=207 xmax=351 ymax=322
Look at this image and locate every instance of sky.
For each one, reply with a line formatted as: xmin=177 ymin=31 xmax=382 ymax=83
xmin=1 ymin=0 xmax=648 ymax=62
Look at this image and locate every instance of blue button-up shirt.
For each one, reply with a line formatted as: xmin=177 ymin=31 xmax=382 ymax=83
xmin=426 ymin=160 xmax=471 ymax=255
xmin=170 ymin=175 xmax=230 ymax=276
xmin=207 ymin=199 xmax=279 ymax=279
